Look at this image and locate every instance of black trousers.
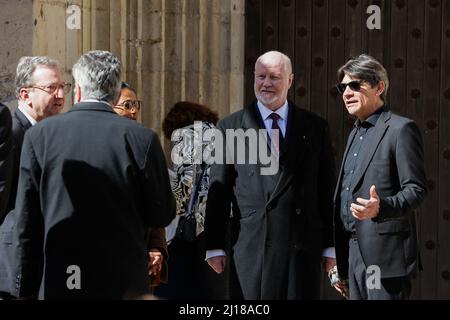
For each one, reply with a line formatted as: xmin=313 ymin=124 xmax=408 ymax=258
xmin=154 ymin=233 xmax=228 ymax=300
xmin=348 ymin=238 xmax=411 ymax=300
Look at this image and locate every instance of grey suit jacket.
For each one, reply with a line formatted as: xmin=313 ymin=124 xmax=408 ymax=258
xmin=205 ymin=101 xmax=336 ymax=299
xmin=12 ymin=102 xmax=175 ymax=299
xmin=334 ymin=107 xmax=427 ymax=279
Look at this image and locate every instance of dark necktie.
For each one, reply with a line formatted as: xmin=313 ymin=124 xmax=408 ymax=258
xmin=269 ymin=113 xmax=284 ymax=156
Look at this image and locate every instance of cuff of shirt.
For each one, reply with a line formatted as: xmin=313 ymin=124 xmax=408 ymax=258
xmin=205 ymin=249 xmax=226 ymax=261
xmin=322 ymin=247 xmax=336 ymax=259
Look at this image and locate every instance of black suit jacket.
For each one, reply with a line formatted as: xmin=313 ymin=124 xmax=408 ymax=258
xmin=205 ymin=101 xmax=336 ymax=299
xmin=334 ymin=107 xmax=427 ymax=279
xmin=0 ymin=104 xmax=13 ymax=221
xmin=0 ymin=108 xmax=31 ymax=294
xmin=12 ymin=102 xmax=175 ymax=299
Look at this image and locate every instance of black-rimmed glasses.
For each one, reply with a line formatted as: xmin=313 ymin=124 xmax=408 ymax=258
xmin=29 ymin=83 xmax=72 ymax=95
xmin=114 ymin=100 xmax=141 ymax=111
xmin=336 ymin=80 xmax=363 ymax=94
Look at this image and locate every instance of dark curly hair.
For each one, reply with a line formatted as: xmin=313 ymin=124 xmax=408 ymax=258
xmin=162 ymin=101 xmax=219 ymax=140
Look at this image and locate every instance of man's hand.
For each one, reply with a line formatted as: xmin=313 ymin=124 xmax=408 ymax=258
xmin=207 ymin=256 xmax=227 ymax=274
xmin=148 ymin=249 xmax=163 ymax=276
xmin=333 ymin=281 xmax=349 ymax=299
xmin=350 ymin=185 xmax=380 ymax=220
xmin=322 ymin=257 xmax=336 ymax=274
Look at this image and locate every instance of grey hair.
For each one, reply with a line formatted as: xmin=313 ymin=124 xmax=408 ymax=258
xmin=256 ymin=51 xmax=293 ymax=75
xmin=15 ymin=56 xmax=60 ymax=97
xmin=337 ymin=54 xmax=389 ymax=102
xmin=72 ymin=50 xmax=121 ymax=104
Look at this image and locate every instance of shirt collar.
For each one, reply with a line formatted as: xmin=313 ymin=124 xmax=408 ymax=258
xmin=257 ymin=100 xmax=289 ymax=121
xmin=82 ymin=99 xmax=112 ymax=107
xmin=354 ymin=105 xmax=385 ymax=129
xmin=18 ymin=103 xmax=37 ymax=126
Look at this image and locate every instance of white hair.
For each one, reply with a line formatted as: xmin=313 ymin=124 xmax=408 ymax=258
xmin=256 ymin=51 xmax=292 ymax=75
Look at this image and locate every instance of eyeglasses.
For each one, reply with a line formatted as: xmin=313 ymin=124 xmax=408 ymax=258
xmin=336 ymin=80 xmax=363 ymax=94
xmin=29 ymin=83 xmax=72 ymax=95
xmin=114 ymin=100 xmax=141 ymax=111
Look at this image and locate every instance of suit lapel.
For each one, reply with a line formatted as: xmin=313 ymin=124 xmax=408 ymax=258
xmin=241 ymin=102 xmax=266 ymax=168
xmin=241 ymin=101 xmax=265 ymax=131
xmin=13 ymin=109 xmax=33 ymax=155
xmin=268 ymin=103 xmax=307 ymax=203
xmin=350 ymin=110 xmax=391 ymax=193
xmin=239 ymin=102 xmax=270 ymax=201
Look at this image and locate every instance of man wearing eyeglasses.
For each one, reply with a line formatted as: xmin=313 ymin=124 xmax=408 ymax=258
xmin=0 ymin=56 xmax=66 ymax=299
xmin=332 ymin=54 xmax=427 ymax=300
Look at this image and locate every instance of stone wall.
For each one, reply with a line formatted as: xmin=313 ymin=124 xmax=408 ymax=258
xmin=0 ymin=0 xmax=33 ymax=109
xmin=2 ymin=0 xmax=245 ymax=150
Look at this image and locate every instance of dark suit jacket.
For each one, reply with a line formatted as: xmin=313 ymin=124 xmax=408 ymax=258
xmin=0 ymin=108 xmax=31 ymax=294
xmin=147 ymin=227 xmax=168 ymax=284
xmin=0 ymin=103 xmax=12 ymax=221
xmin=334 ymin=107 xmax=427 ymax=280
xmin=205 ymin=101 xmax=336 ymax=299
xmin=12 ymin=102 xmax=175 ymax=299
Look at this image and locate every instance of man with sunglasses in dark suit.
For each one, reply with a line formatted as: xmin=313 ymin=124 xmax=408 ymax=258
xmin=0 ymin=57 xmax=66 ymax=299
xmin=332 ymin=54 xmax=427 ymax=299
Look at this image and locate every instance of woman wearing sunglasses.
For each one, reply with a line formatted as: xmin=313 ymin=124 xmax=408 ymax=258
xmin=113 ymin=82 xmax=142 ymax=121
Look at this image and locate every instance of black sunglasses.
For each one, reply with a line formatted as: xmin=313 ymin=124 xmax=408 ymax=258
xmin=336 ymin=80 xmax=363 ymax=94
